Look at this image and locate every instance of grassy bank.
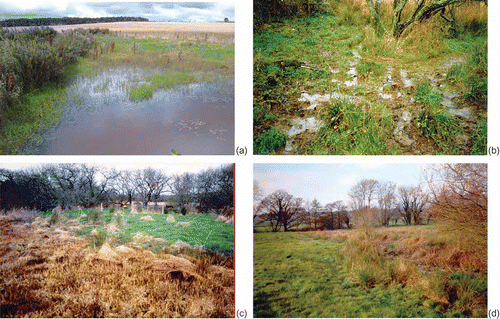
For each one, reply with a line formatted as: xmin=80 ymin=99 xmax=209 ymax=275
xmin=0 ymin=30 xmax=234 ymax=154
xmin=254 ymin=227 xmax=486 ymax=317
xmin=253 ymin=1 xmax=487 ymax=155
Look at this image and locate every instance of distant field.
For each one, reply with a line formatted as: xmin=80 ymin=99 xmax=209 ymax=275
xmin=3 ymin=22 xmax=235 ymax=43
xmin=52 ymin=22 xmax=234 ymax=33
xmin=4 ymin=21 xmax=234 ymax=33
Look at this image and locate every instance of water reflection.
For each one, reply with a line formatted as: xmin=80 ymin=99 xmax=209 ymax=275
xmin=33 ymin=67 xmax=234 ymax=155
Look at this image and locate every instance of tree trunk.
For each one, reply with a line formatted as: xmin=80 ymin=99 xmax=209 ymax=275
xmin=392 ymin=0 xmax=464 ymax=38
xmin=366 ymin=0 xmax=384 ymax=36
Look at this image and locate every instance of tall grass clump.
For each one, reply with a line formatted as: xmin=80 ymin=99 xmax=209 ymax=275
xmin=312 ymin=99 xmax=394 ymax=154
xmin=253 ymin=127 xmax=287 ymax=154
xmin=321 ymin=0 xmax=370 ymax=27
xmin=87 ymin=209 xmax=102 ymax=225
xmin=415 ymin=82 xmax=464 ymax=154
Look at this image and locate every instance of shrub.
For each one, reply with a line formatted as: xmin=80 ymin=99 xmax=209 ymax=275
xmin=0 ymin=38 xmax=64 ymax=94
xmin=254 ymin=127 xmax=287 ymax=154
xmin=57 ymin=29 xmax=94 ymax=63
xmin=428 ymin=164 xmax=487 ymax=256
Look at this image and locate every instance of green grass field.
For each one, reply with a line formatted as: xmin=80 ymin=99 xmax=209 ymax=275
xmin=43 ymin=208 xmax=234 ymax=255
xmin=254 ymin=230 xmax=486 ymax=318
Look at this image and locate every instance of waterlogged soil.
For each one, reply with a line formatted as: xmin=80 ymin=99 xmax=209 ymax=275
xmin=27 ymin=66 xmax=234 ymax=155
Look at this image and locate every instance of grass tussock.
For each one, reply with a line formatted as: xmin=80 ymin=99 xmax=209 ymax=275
xmin=311 ymin=99 xmax=395 ymax=155
xmin=0 ymin=210 xmax=234 ymax=317
xmin=335 ymin=226 xmax=486 ymax=317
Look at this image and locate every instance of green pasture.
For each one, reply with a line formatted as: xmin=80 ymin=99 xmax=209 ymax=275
xmin=44 ymin=208 xmax=234 ymax=255
xmin=254 ymin=231 xmax=485 ymax=318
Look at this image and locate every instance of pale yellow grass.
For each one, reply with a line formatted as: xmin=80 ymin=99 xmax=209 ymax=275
xmin=48 ymin=21 xmax=234 ymax=34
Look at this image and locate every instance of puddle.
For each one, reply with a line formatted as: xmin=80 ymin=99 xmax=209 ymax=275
xmin=27 ymin=67 xmax=234 ymax=155
xmin=287 ymin=117 xmax=324 ymax=137
xmin=393 ymin=111 xmax=414 ymax=146
xmin=298 ymin=92 xmax=355 ymax=110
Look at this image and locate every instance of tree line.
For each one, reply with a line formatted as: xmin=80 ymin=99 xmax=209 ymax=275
xmin=254 ymin=164 xmax=486 ymax=238
xmin=0 ymin=164 xmax=233 ymax=215
xmin=0 ymin=16 xmax=149 ymax=28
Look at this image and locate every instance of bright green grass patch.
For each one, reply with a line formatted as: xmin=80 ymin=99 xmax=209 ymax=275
xmin=0 ymin=84 xmax=66 ymax=154
xmin=147 ymin=72 xmax=197 ymax=89
xmin=128 ymin=83 xmax=154 ymax=102
xmin=254 ymin=232 xmax=438 ymax=318
xmin=127 ymin=72 xmax=198 ymax=102
xmin=54 ymin=208 xmax=234 ymax=254
xmin=121 ymin=212 xmax=233 ymax=254
xmin=254 ymin=127 xmax=287 ymax=155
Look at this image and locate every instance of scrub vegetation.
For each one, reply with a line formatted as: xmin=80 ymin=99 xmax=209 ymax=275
xmin=253 ymin=0 xmax=487 ymax=155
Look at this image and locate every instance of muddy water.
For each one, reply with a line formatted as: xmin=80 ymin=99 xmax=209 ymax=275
xmin=33 ymin=67 xmax=234 ymax=155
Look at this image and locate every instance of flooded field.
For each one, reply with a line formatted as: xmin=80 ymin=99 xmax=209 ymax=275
xmin=28 ymin=67 xmax=234 ymax=155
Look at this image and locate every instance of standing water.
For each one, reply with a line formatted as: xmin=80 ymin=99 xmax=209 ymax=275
xmin=30 ymin=66 xmax=234 ymax=155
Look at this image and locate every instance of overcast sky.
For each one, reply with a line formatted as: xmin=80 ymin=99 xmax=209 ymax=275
xmin=254 ymin=163 xmax=429 ymax=205
xmin=0 ymin=2 xmax=235 ymax=22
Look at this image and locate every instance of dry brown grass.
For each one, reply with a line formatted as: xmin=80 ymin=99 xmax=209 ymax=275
xmin=314 ymin=225 xmax=486 ymax=314
xmin=0 ymin=212 xmax=234 ymax=318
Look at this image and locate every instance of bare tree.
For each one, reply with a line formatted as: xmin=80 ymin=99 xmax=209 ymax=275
xmin=349 ymin=179 xmax=380 ymax=210
xmin=349 ymin=179 xmax=380 ymax=228
xmin=310 ymin=198 xmax=322 ymax=230
xmin=378 ymin=181 xmax=397 ymax=226
xmin=259 ymin=190 xmax=302 ymax=232
xmin=322 ymin=201 xmax=349 ymax=230
xmin=426 ymin=163 xmax=487 ymax=252
xmin=391 ymin=0 xmax=486 ymax=37
xmin=195 ymin=165 xmax=234 ymax=214
xmin=366 ymin=0 xmax=383 ymax=36
xmin=170 ymin=172 xmax=196 ymax=210
xmin=398 ymin=185 xmax=427 ymax=225
xmin=135 ymin=168 xmax=171 ymax=205
xmin=115 ymin=170 xmax=137 ymax=206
